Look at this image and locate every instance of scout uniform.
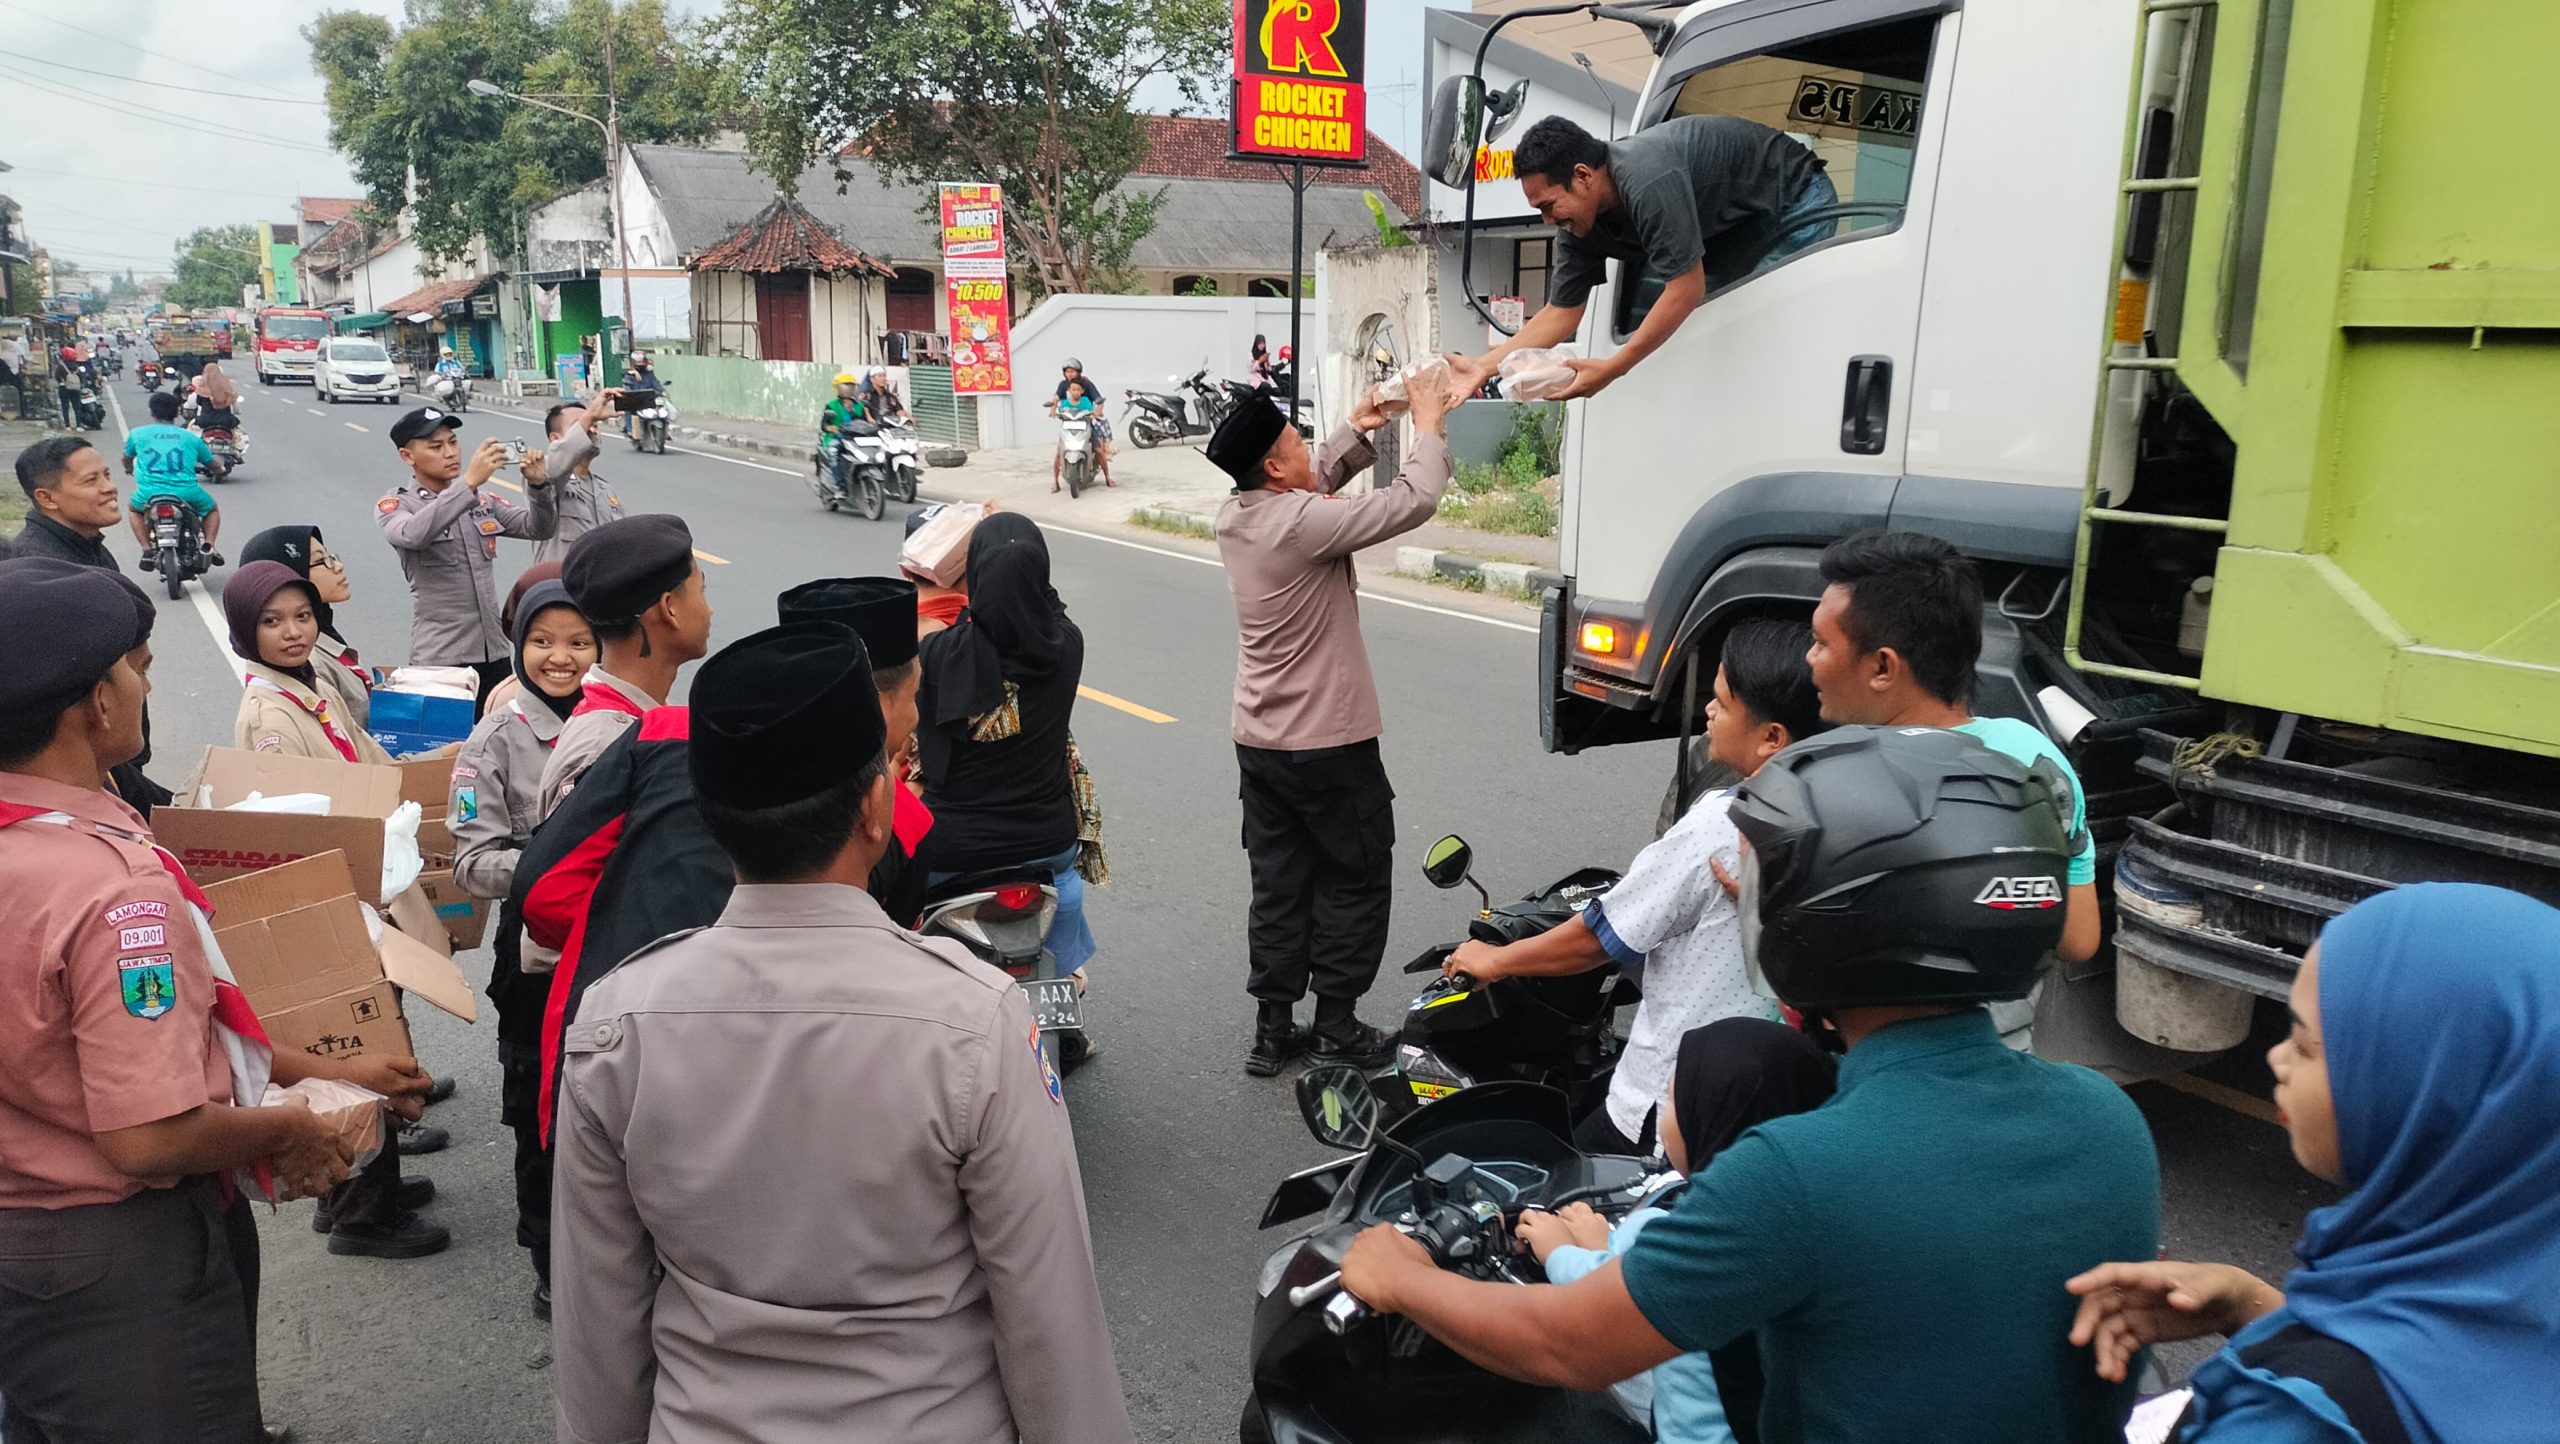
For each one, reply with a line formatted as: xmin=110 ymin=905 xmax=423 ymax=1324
xmin=532 ymin=421 xmax=626 ymax=565
xmin=374 ymin=406 xmax=558 ymax=673
xmin=538 ymin=514 xmax=697 ymax=816
xmin=774 ymin=575 xmax=935 ymax=925
xmin=549 ymin=623 xmax=1135 ymax=1444
xmin=0 ymin=560 xmax=273 ymax=1441
xmin=236 ymin=659 xmax=396 ymax=764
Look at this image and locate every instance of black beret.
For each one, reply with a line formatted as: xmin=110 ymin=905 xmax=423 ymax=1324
xmin=1206 ymin=396 xmax=1288 ymax=488
xmin=562 ymin=514 xmax=696 ymax=624
xmin=775 ymin=577 xmax=919 ymax=670
xmin=388 ymin=406 xmax=464 ymax=447
xmin=689 ymin=623 xmax=887 ymax=810
xmin=0 ymin=558 xmax=156 ymax=715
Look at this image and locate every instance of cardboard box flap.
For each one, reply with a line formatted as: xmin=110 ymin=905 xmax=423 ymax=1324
xmin=201 ymin=850 xmax=362 ymax=919
xmin=377 ymin=924 xmax=477 ymax=1024
xmin=185 ymin=747 xmax=407 ymax=817
xmin=396 ymin=756 xmax=455 ymax=815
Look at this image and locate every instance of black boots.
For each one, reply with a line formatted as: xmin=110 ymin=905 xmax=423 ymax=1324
xmin=1246 ymin=1002 xmax=1309 ymax=1077
xmin=1308 ymin=1003 xmax=1396 ymax=1069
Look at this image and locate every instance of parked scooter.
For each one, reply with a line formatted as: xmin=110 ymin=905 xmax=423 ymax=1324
xmin=1121 ymin=367 xmax=1230 ymax=449
xmin=1244 ymin=1075 xmax=1660 ymax=1444
xmin=1058 ymin=411 xmax=1098 ymax=498
xmin=74 ymin=385 xmax=105 ymax=431
xmin=1370 ymin=835 xmax=1630 ymax=1128
xmin=916 ymin=869 xmax=1084 ymax=1081
xmin=135 ymin=495 xmax=216 ymax=601
xmin=816 ymin=421 xmax=891 ymax=520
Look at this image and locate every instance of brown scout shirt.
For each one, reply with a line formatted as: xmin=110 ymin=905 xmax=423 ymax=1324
xmin=0 ymin=774 xmax=232 ymax=1209
xmin=551 ymin=882 xmax=1135 ymax=1444
xmin=1214 ymin=425 xmax=1453 ymax=751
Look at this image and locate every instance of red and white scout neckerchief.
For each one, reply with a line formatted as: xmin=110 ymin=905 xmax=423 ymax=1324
xmin=568 ymin=676 xmax=647 ymax=721
xmin=0 ymin=802 xmax=277 ymax=1194
xmin=244 ymin=673 xmax=362 ymax=763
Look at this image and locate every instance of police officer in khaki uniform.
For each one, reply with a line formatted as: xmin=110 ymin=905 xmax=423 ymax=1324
xmin=375 ymin=406 xmax=558 ymax=707
xmin=551 ymin=622 xmax=1134 ymax=1444
xmin=0 ymin=558 xmax=428 ymax=1442
xmin=532 ymin=391 xmax=628 ymax=565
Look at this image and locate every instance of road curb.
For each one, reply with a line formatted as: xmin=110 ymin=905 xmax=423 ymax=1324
xmin=1394 ymin=545 xmax=1563 ymax=594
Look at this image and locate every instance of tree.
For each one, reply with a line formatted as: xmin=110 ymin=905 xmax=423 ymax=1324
xmin=166 ymin=226 xmax=263 ymax=311
xmin=307 ymin=0 xmax=728 ymax=265
xmin=720 ymin=0 xmax=1230 ymax=296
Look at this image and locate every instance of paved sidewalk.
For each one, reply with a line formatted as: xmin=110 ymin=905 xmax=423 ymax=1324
xmin=465 ymin=383 xmax=1558 ymax=613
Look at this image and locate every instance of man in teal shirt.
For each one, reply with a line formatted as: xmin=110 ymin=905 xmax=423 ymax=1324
xmin=1338 ymin=728 xmax=2160 ymax=1443
xmin=120 ymin=390 xmax=223 ymax=555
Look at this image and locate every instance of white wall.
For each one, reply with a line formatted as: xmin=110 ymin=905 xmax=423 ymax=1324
xmin=977 ymin=294 xmax=1324 ymax=450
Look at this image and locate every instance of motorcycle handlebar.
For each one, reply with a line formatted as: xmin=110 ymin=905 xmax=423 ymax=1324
xmin=1403 ymin=943 xmax=1457 ymax=974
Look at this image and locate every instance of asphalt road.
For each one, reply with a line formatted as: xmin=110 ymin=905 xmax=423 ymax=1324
xmin=99 ymin=357 xmax=2338 ymax=1441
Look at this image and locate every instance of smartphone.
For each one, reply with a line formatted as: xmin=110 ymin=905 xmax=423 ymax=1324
xmin=613 ymin=390 xmax=652 ymax=413
xmin=501 ymin=439 xmax=525 ymax=463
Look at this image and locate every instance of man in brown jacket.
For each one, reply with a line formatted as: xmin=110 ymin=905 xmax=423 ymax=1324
xmin=550 ymin=621 xmax=1132 ymax=1444
xmin=1208 ymin=376 xmax=1459 ymax=1075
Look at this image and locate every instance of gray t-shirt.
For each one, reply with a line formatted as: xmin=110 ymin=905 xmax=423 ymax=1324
xmin=1550 ymin=115 xmax=1825 ymax=306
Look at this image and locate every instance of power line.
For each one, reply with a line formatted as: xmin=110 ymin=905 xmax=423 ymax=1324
xmin=0 ymin=0 xmax=312 ymax=100
xmin=0 ymin=59 xmax=338 ymax=154
xmin=0 ymin=47 xmax=328 ymax=104
xmin=0 ymin=165 xmax=310 ymax=200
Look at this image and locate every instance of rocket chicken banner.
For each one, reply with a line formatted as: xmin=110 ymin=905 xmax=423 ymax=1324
xmin=939 ymin=182 xmax=1014 ymax=396
xmin=1230 ymin=0 xmax=1368 ymax=166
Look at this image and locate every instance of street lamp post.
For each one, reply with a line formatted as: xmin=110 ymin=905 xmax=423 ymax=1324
xmin=468 ymin=74 xmax=633 ymax=378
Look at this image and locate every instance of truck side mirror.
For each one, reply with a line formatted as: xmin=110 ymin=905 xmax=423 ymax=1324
xmin=1425 ymin=75 xmax=1486 ymax=190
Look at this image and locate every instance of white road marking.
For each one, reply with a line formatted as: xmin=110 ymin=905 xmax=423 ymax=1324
xmin=307 ymin=407 xmax=326 ymax=416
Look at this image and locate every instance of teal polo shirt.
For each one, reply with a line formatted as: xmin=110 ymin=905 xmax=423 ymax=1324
xmin=1619 ymin=1010 xmax=2159 ymax=1443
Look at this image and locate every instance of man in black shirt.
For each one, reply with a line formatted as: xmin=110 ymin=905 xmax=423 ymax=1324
xmin=1451 ymin=114 xmax=1833 ymax=401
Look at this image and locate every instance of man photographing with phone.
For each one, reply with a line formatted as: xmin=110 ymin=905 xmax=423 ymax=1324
xmin=376 ymin=406 xmax=557 ymax=712
xmin=537 ymin=389 xmax=628 ymax=564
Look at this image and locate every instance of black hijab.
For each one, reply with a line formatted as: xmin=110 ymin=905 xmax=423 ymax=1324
xmin=237 ymin=525 xmax=348 ymax=650
xmin=510 ymin=579 xmax=587 ymax=722
xmin=925 ymin=513 xmax=1071 ymax=726
xmin=1669 ymin=1017 xmax=1838 ymax=1169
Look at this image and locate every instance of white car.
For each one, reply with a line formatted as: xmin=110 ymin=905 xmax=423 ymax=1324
xmin=313 ymin=339 xmax=402 ymax=404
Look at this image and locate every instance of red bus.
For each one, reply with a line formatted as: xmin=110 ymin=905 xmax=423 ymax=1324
xmin=254 ymin=307 xmax=332 ymax=384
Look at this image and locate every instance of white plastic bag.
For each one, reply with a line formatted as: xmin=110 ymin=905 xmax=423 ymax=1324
xmin=225 ymin=791 xmax=333 ymax=815
xmin=378 ymin=801 xmax=424 ymax=900
xmin=382 ymin=665 xmax=480 ymax=701
xmin=900 ymin=502 xmax=988 ymax=588
xmin=253 ymin=1077 xmax=389 ymax=1196
xmin=1373 ymin=355 xmax=1453 ymax=415
xmin=1497 ymin=345 xmax=1580 ymax=402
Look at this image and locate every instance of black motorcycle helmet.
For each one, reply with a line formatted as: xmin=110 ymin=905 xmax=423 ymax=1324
xmin=1731 ymin=725 xmax=2069 ymax=1012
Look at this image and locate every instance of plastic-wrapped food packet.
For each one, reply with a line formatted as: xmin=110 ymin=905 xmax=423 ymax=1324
xmin=1498 ymin=346 xmax=1579 ymax=401
xmin=249 ymin=1077 xmax=389 ymax=1200
xmin=1372 ymin=355 xmax=1454 ymax=414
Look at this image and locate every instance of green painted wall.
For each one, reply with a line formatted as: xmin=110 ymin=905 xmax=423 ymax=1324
xmin=652 ymin=352 xmax=874 ymax=431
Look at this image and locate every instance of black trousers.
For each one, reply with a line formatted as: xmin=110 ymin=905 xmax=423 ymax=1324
xmin=497 ymin=1037 xmax=552 ymax=1285
xmin=316 ymin=1117 xmax=405 ymax=1228
xmin=0 ymin=1178 xmax=264 ymax=1443
xmin=1237 ymin=739 xmax=1396 ymax=1011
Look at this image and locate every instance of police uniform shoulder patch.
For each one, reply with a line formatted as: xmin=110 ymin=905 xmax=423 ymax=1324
xmin=120 ymin=954 xmax=176 ymax=1019
xmin=377 ymin=496 xmax=401 ymax=514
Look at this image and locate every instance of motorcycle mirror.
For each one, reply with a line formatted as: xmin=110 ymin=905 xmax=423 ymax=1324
xmin=1425 ymin=75 xmax=1486 ymax=190
xmin=1421 ymin=835 xmax=1474 ymax=890
xmin=1295 ymin=1065 xmax=1382 ymax=1152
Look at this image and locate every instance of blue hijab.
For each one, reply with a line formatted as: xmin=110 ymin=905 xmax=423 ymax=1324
xmin=2284 ymin=883 xmax=2560 ymax=1443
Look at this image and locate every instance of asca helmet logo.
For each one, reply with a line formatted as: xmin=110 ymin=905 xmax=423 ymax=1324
xmin=1974 ymin=875 xmax=2063 ymax=910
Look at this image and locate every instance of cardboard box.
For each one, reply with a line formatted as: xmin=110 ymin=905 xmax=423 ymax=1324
xmin=203 ymin=851 xmax=475 ymax=1066
xmin=154 ymin=748 xmax=451 ymax=904
xmin=415 ymin=870 xmax=492 ymax=952
xmin=369 ymin=691 xmax=475 ymax=757
xmin=384 ymin=881 xmax=454 ymax=960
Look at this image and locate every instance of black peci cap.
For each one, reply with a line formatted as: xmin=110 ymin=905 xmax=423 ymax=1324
xmin=0 ymin=558 xmax=157 ymax=716
xmin=1205 ymin=397 xmax=1288 ymax=488
xmin=562 ymin=514 xmax=696 ymax=625
xmin=388 ymin=406 xmax=464 ymax=447
xmin=775 ymin=577 xmax=919 ymax=670
xmin=688 ymin=623 xmax=887 ymax=809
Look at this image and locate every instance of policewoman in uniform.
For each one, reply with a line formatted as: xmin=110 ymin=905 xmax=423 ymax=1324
xmin=0 ymin=558 xmax=422 ymax=1442
xmin=375 ymin=405 xmax=558 ymax=709
xmin=550 ymin=622 xmax=1134 ymax=1444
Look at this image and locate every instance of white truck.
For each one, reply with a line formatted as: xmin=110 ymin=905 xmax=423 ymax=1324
xmin=1428 ymin=0 xmax=2560 ymax=1073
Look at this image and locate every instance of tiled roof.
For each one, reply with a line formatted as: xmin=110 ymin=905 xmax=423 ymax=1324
xmin=381 ymin=276 xmax=490 ymax=316
xmin=298 ymin=197 xmax=362 ymax=227
xmin=1135 ymin=115 xmax=1421 ymax=219
xmin=691 ymin=197 xmax=892 ymax=276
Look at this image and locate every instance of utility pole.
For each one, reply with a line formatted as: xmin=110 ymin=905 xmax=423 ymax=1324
xmin=603 ymin=3 xmax=632 ymax=377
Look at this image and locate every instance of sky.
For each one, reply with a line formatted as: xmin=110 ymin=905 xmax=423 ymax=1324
xmin=0 ymin=0 xmax=1435 ymax=283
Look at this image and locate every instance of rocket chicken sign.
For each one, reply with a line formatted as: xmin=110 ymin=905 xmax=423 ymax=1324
xmin=1231 ymin=0 xmax=1367 ymax=166
xmin=939 ymin=182 xmax=1014 ymax=396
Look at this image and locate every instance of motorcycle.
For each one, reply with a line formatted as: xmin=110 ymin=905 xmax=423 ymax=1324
xmin=1058 ymin=412 xmax=1098 ymax=498
xmin=626 ymin=391 xmax=673 ymax=455
xmin=1370 ymin=835 xmax=1630 ymax=1128
xmin=878 ymin=418 xmax=922 ymax=503
xmin=139 ymin=360 xmax=163 ymax=391
xmin=74 ymin=385 xmax=105 ymax=432
xmin=1121 ymin=367 xmax=1230 ymax=450
xmin=427 ymin=371 xmax=470 ymax=413
xmin=1244 ymin=1074 xmax=1660 ymax=1444
xmin=199 ymin=421 xmax=246 ymax=481
xmin=916 ymin=868 xmax=1085 ymax=1080
xmin=135 ymin=496 xmax=213 ymax=601
xmin=816 ymin=421 xmax=891 ymax=520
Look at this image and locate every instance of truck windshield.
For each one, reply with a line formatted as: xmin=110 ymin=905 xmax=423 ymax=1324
xmin=263 ymin=316 xmax=330 ymax=342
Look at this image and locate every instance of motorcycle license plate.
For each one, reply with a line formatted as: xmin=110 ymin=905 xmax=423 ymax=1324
xmin=1021 ymin=977 xmax=1083 ymax=1033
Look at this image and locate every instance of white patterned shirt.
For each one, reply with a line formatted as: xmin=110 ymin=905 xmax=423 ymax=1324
xmin=1589 ymin=787 xmax=1780 ymax=1141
